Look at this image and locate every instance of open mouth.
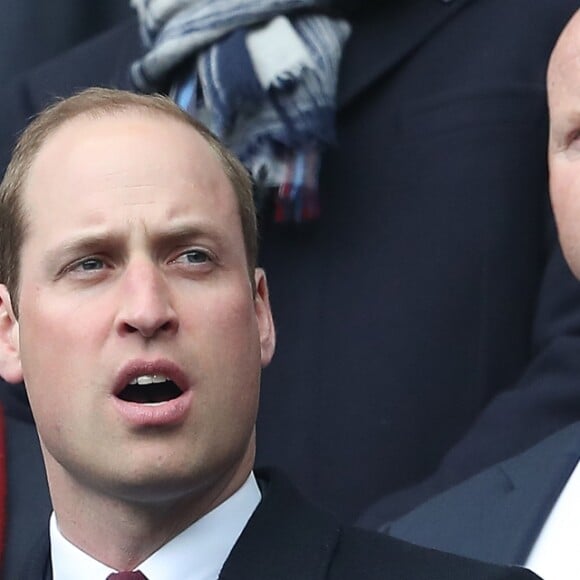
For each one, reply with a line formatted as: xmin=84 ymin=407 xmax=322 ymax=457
xmin=117 ymin=374 xmax=183 ymax=404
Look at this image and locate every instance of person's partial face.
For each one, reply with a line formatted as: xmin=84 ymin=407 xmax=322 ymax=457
xmin=549 ymin=10 xmax=580 ymax=277
xmin=0 ymin=111 xmax=275 ymax=508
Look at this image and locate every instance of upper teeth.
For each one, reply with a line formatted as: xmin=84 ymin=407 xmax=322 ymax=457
xmin=129 ymin=374 xmax=169 ymax=386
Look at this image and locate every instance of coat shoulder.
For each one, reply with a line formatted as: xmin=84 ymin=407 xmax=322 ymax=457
xmin=328 ymin=528 xmax=539 ymax=580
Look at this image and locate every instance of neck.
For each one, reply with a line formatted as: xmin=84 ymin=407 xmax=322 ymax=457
xmin=45 ymin=454 xmax=254 ymax=570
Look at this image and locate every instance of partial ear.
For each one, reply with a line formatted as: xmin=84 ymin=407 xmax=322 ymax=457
xmin=0 ymin=285 xmax=23 ymax=383
xmin=254 ymin=269 xmax=276 ymax=367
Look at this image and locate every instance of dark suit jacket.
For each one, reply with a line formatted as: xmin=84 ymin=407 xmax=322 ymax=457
xmin=0 ymin=395 xmax=50 ymax=580
xmin=1 ymin=0 xmax=580 ymax=527
xmin=0 ymin=1 xmax=131 ymax=83
xmin=18 ymin=469 xmax=541 ymax=580
xmin=387 ymin=423 xmax=580 ymax=566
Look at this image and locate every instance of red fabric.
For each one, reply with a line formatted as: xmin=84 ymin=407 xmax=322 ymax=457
xmin=107 ymin=572 xmax=148 ymax=580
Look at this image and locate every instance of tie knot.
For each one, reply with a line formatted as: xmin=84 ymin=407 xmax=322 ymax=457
xmin=107 ymin=572 xmax=148 ymax=580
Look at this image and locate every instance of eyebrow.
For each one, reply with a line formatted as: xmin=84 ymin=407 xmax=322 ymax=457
xmin=45 ymin=221 xmax=227 ymax=270
xmin=148 ymin=222 xmax=224 ymax=245
xmin=46 ymin=231 xmax=123 ymax=266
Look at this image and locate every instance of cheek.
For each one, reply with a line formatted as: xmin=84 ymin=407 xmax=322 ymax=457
xmin=190 ymin=281 xmax=258 ymax=337
xmin=191 ymin=288 xmax=261 ymax=371
xmin=186 ymin=289 xmax=262 ymax=436
xmin=18 ymin=308 xmax=75 ymax=414
xmin=16 ymin=286 xmax=104 ymax=387
xmin=551 ymin=164 xmax=580 ymax=278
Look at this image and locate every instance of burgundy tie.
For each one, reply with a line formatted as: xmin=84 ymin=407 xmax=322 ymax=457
xmin=106 ymin=572 xmax=148 ymax=580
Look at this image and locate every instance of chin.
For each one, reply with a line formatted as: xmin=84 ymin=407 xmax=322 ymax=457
xmin=110 ymin=469 xmax=206 ymax=505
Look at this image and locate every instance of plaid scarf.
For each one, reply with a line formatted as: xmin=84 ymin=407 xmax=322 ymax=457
xmin=130 ymin=0 xmax=350 ymax=222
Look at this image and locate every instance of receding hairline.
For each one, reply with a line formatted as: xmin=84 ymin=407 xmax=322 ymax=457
xmin=20 ymin=106 xmax=243 ymax=219
xmin=17 ymin=89 xmax=240 ymax=185
xmin=26 ymin=102 xmax=224 ymax=170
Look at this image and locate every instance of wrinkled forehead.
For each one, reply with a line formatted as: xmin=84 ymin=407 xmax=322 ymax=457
xmin=22 ymin=111 xmax=229 ymax=212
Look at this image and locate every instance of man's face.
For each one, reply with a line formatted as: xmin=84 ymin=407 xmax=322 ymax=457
xmin=0 ymin=112 xmax=275 ymax=507
xmin=549 ymin=12 xmax=580 ymax=278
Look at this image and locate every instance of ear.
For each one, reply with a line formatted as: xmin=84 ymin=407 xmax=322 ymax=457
xmin=0 ymin=285 xmax=23 ymax=383
xmin=253 ymin=269 xmax=276 ymax=367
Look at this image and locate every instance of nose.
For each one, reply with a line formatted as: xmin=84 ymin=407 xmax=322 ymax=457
xmin=115 ymin=259 xmax=178 ymax=339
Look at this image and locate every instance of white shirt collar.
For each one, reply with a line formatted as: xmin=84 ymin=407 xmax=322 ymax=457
xmin=525 ymin=459 xmax=580 ymax=580
xmin=50 ymin=472 xmax=261 ymax=580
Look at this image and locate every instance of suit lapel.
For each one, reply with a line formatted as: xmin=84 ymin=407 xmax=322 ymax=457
xmin=390 ymin=423 xmax=580 ymax=566
xmin=337 ymin=0 xmax=473 ymax=108
xmin=499 ymin=423 xmax=580 ymax=564
xmin=219 ymin=469 xmax=340 ymax=580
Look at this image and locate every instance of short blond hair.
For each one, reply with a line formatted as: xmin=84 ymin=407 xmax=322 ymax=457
xmin=0 ymin=88 xmax=258 ymax=306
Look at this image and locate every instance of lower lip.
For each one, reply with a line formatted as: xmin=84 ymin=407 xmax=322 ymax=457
xmin=111 ymin=389 xmax=194 ymax=427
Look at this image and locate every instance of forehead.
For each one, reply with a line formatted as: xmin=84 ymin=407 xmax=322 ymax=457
xmin=21 ymin=111 xmax=237 ymax=225
xmin=549 ymin=18 xmax=580 ymax=107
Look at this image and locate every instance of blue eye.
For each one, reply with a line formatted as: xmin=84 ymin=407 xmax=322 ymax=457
xmin=174 ymin=250 xmax=209 ymax=265
xmin=61 ymin=256 xmax=108 ymax=280
xmin=73 ymin=258 xmax=105 ymax=272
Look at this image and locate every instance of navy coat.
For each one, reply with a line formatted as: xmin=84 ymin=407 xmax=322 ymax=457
xmin=387 ymin=423 xmax=580 ymax=566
